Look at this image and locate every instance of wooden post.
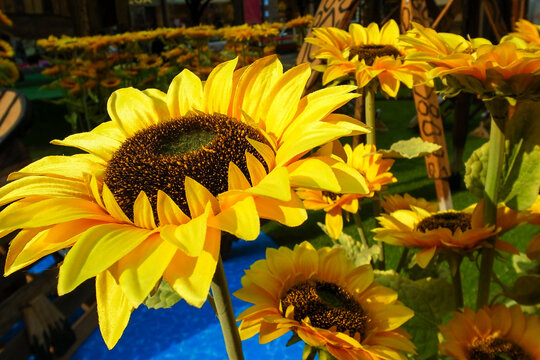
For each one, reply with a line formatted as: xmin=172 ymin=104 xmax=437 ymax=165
xmin=401 ymin=0 xmax=454 ymax=210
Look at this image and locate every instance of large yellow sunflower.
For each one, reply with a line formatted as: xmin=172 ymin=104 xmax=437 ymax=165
xmin=372 ymin=202 xmax=513 ymax=268
xmin=439 ymin=304 xmax=540 ymax=360
xmin=298 ymin=141 xmax=395 ymax=239
xmin=0 ymin=56 xmax=369 ymax=349
xmin=305 ymin=20 xmax=429 ymax=97
xmin=235 ymin=241 xmax=416 ymax=360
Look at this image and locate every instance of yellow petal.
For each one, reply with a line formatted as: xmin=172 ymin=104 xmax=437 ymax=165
xmin=184 ymin=176 xmax=219 ymax=217
xmin=263 ymin=63 xmax=311 ymax=139
xmin=325 ymin=208 xmax=343 ymax=239
xmin=203 ymin=58 xmax=238 ymax=115
xmin=163 ymin=227 xmax=221 ymax=307
xmin=167 ymin=69 xmax=203 ymax=117
xmin=107 ymin=87 xmax=161 ymax=137
xmin=8 ymin=154 xmax=105 ymax=181
xmin=245 ymin=152 xmax=267 ymax=186
xmin=0 ymin=176 xmax=92 ymax=206
xmin=5 ymin=219 xmax=103 ymax=275
xmin=288 ymin=158 xmax=340 ymax=193
xmin=102 ymin=183 xmax=132 ymax=224
xmin=96 ymin=270 xmax=133 ymax=349
xmin=329 ymin=161 xmax=370 ymax=194
xmin=157 ymin=190 xmax=189 ymax=225
xmin=259 ymin=322 xmax=291 ymax=344
xmin=208 ymin=196 xmax=260 ymax=240
xmin=246 ymin=167 xmax=291 ymax=201
xmin=133 ymin=191 xmax=156 ymax=229
xmin=228 ymin=162 xmax=251 ymax=190
xmin=255 ymin=190 xmax=307 ymax=227
xmin=415 ymin=246 xmax=437 ymax=268
xmin=0 ymin=197 xmax=112 ymax=232
xmin=160 ymin=204 xmax=210 ymax=256
xmin=58 ymin=223 xmax=154 ymax=295
xmin=247 ymin=138 xmax=276 ymax=169
xmin=116 ymin=233 xmax=176 ymax=307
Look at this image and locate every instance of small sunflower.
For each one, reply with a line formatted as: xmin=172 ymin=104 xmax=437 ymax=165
xmin=0 ymin=39 xmax=14 ymax=58
xmin=439 ymin=304 xmax=540 ymax=360
xmin=380 ymin=193 xmax=438 ymax=214
xmin=298 ymin=141 xmax=394 ymax=239
xmin=372 ymin=202 xmax=511 ymax=268
xmin=0 ymin=58 xmax=18 ymax=85
xmin=0 ymin=9 xmax=13 ymax=27
xmin=235 ymin=241 xmax=416 ymax=360
xmin=306 ymin=20 xmax=429 ymax=97
xmin=1 ymin=56 xmax=368 ymax=349
xmin=100 ymin=77 xmax=121 ymax=88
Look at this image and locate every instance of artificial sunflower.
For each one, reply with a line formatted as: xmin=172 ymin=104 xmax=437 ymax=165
xmin=1 ymin=56 xmax=368 ymax=349
xmin=372 ymin=202 xmax=513 ymax=268
xmin=235 ymin=241 xmax=416 ymax=360
xmin=380 ymin=193 xmax=438 ymax=214
xmin=305 ymin=20 xmax=429 ymax=97
xmin=401 ymin=22 xmax=540 ymax=104
xmin=439 ymin=304 xmax=540 ymax=360
xmin=298 ymin=141 xmax=394 ymax=239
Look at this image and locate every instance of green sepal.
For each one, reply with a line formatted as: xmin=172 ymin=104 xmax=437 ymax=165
xmin=302 ymin=343 xmax=317 ymax=360
xmin=374 ymin=270 xmax=454 ymax=360
xmin=379 ymin=137 xmax=441 ymax=159
xmin=143 ymin=278 xmax=182 ymax=309
xmin=285 ymin=332 xmax=302 ymax=347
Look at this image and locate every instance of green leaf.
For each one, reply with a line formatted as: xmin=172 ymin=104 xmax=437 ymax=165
xmin=379 ymin=137 xmax=441 ymax=159
xmin=464 ymin=102 xmax=540 ymax=209
xmin=374 ymin=270 xmax=454 ymax=360
xmin=503 ymin=274 xmax=540 ymax=305
xmin=500 ymin=102 xmax=540 ymax=210
xmin=143 ymin=279 xmax=182 ymax=309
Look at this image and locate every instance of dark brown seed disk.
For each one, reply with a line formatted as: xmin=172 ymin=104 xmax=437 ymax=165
xmin=280 ymin=279 xmax=368 ymax=339
xmin=416 ymin=211 xmax=472 ymax=234
xmin=469 ymin=337 xmax=532 ymax=360
xmin=349 ymin=44 xmax=402 ymax=65
xmin=104 ymin=113 xmax=269 ymax=220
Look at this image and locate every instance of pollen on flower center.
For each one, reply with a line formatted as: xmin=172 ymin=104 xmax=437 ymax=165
xmin=349 ymin=44 xmax=402 ymax=65
xmin=416 ymin=211 xmax=472 ymax=234
xmin=469 ymin=337 xmax=532 ymax=360
xmin=280 ymin=279 xmax=368 ymax=339
xmin=104 ymin=113 xmax=269 ymax=220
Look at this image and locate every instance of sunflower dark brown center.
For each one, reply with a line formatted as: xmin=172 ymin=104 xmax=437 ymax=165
xmin=104 ymin=113 xmax=268 ymax=219
xmin=280 ymin=279 xmax=368 ymax=339
xmin=349 ymin=44 xmax=402 ymax=65
xmin=416 ymin=211 xmax=472 ymax=234
xmin=469 ymin=337 xmax=532 ymax=360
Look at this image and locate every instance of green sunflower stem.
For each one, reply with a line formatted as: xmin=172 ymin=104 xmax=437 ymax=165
xmin=396 ymin=248 xmax=410 ymax=273
xmin=476 ymin=98 xmax=508 ymax=310
xmin=211 ymin=255 xmax=244 ymax=360
xmin=364 ymin=87 xmax=376 ymax=146
xmin=353 ymin=212 xmax=369 ymax=247
xmin=448 ymin=254 xmax=464 ymax=310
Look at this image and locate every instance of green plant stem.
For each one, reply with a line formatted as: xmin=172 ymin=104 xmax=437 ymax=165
xmin=396 ymin=248 xmax=409 ymax=273
xmin=211 ymin=256 xmax=244 ymax=360
xmin=476 ymin=99 xmax=508 ymax=309
xmin=353 ymin=212 xmax=369 ymax=247
xmin=364 ymin=87 xmax=376 ymax=146
xmin=448 ymin=254 xmax=464 ymax=309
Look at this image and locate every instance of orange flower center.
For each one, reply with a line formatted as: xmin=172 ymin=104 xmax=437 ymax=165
xmin=281 ymin=279 xmax=368 ymax=339
xmin=469 ymin=337 xmax=531 ymax=360
xmin=416 ymin=212 xmax=471 ymax=234
xmin=104 ymin=113 xmax=267 ymax=219
xmin=349 ymin=44 xmax=402 ymax=65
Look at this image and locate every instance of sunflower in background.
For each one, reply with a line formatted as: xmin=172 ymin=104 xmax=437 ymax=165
xmin=0 ymin=9 xmax=13 ymax=27
xmin=439 ymin=305 xmax=540 ymax=359
xmin=298 ymin=141 xmax=395 ymax=239
xmin=0 ymin=10 xmax=18 ymax=86
xmin=305 ymin=20 xmax=429 ymax=97
xmin=235 ymin=241 xmax=416 ymax=360
xmin=380 ymin=193 xmax=438 ymax=214
xmin=1 ymin=55 xmax=369 ymax=349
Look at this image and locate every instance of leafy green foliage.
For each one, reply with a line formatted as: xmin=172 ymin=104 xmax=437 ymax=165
xmin=379 ymin=137 xmax=441 ymax=159
xmin=374 ymin=271 xmax=454 ymax=359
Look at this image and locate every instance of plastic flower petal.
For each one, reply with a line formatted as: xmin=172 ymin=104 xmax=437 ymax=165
xmin=235 ymin=241 xmax=416 ymax=360
xmin=439 ymin=304 xmax=540 ymax=359
xmin=1 ymin=56 xmax=368 ymax=349
xmin=298 ymin=141 xmax=395 ymax=239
